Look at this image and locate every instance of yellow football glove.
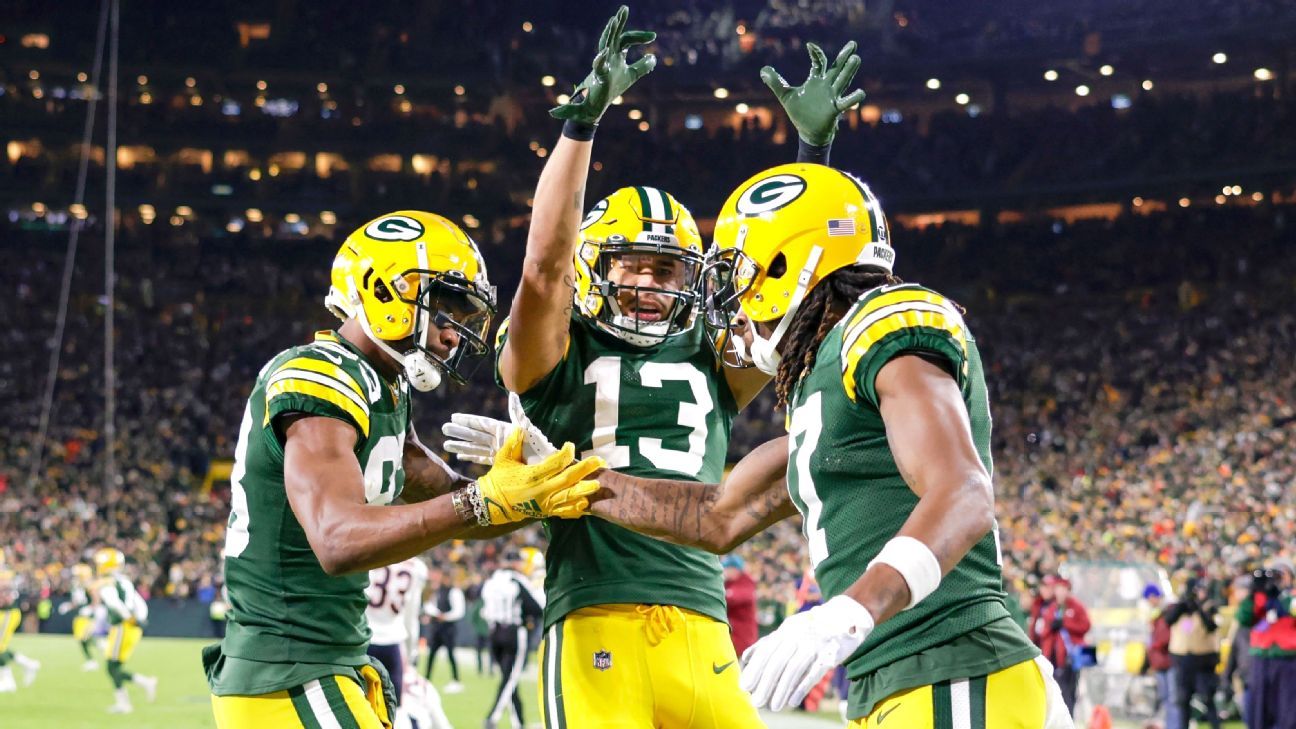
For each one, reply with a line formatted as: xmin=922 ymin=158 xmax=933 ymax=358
xmin=476 ymin=428 xmax=605 ymax=524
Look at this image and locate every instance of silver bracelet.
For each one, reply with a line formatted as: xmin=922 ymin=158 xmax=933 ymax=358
xmin=464 ymin=482 xmax=491 ymax=527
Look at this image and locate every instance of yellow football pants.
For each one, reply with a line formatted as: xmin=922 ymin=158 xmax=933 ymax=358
xmin=211 ymin=668 xmax=394 ymax=729
xmin=106 ymin=621 xmax=143 ymax=663
xmin=849 ymin=656 xmax=1071 ymax=728
xmin=72 ymin=615 xmax=94 ymax=642
xmin=0 ymin=608 xmax=19 ymax=652
xmin=538 ymin=604 xmax=765 ymax=728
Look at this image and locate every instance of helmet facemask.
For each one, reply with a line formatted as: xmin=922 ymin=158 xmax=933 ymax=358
xmin=342 ymin=247 xmax=496 ymax=392
xmin=581 ymin=237 xmax=703 ymax=348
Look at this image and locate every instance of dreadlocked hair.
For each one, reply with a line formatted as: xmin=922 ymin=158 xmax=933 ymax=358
xmin=773 ymin=266 xmax=902 ymax=410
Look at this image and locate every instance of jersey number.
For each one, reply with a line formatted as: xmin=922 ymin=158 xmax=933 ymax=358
xmin=367 ymin=566 xmax=414 ymax=615
xmin=788 ymin=391 xmax=829 ymax=568
xmin=582 ymin=356 xmax=712 ymax=477
xmin=223 ymin=403 xmax=255 ymax=558
xmin=363 ymin=435 xmax=404 ymax=505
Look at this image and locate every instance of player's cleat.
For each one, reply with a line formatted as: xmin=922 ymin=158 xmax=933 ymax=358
xmin=81 ymin=659 xmax=99 ymax=671
xmin=443 ymin=680 xmax=464 ymax=694
xmin=0 ymin=666 xmax=16 ymax=693
xmin=107 ymin=688 xmax=133 ymax=713
xmin=135 ymin=673 xmax=158 ymax=702
xmin=19 ymin=657 xmax=38 ymax=686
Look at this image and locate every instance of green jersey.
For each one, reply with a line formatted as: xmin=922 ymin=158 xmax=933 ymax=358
xmin=785 ymin=283 xmax=1037 ymax=718
xmin=209 ymin=330 xmax=410 ymax=695
xmin=498 ymin=316 xmax=737 ymax=629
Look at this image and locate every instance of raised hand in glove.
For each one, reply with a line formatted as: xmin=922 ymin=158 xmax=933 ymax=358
xmin=443 ymin=393 xmax=557 ymax=466
xmin=475 ymin=428 xmax=603 ymax=523
xmin=761 ymin=41 xmax=866 ymax=146
xmin=550 ymin=5 xmax=657 ymax=125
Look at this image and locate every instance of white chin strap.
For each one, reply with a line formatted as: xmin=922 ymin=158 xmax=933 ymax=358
xmin=347 ymin=273 xmax=444 ymax=393
xmin=748 ymin=246 xmax=823 ymax=376
xmin=608 ymin=314 xmax=670 ymax=347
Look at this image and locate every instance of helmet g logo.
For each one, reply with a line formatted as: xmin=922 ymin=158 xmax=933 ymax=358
xmin=736 ymin=174 xmax=806 ymax=216
xmin=365 ymin=215 xmax=425 ymax=241
xmin=580 ymin=199 xmax=609 ymax=230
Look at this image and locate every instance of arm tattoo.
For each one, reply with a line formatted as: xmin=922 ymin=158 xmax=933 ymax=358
xmin=560 ymin=273 xmax=576 ymax=318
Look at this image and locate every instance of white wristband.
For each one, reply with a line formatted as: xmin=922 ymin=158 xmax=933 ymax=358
xmin=868 ymin=536 xmax=942 ymax=610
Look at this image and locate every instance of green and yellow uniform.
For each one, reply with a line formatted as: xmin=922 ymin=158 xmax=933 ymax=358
xmin=98 ymin=575 xmax=146 ymax=665
xmin=206 ymin=330 xmax=407 ymax=729
xmin=785 ymin=283 xmax=1044 ymax=727
xmin=500 ymin=315 xmax=761 ymax=728
xmin=0 ymin=606 xmax=20 ymax=655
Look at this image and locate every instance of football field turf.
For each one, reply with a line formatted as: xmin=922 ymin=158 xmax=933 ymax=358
xmin=3 ymin=634 xmax=1242 ymax=728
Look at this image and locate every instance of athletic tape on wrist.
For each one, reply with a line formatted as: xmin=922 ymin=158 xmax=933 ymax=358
xmin=868 ymin=536 xmax=942 ymax=609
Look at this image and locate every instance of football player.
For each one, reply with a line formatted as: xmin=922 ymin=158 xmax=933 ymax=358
xmin=58 ymin=562 xmax=102 ymax=670
xmin=0 ymin=566 xmax=39 ymax=692
xmin=93 ymin=547 xmax=157 ymax=713
xmin=205 ymin=211 xmax=604 ymax=729
xmin=451 ymin=6 xmax=866 ymax=727
xmin=451 ymin=166 xmax=1076 ymax=727
xmin=365 ymin=556 xmax=453 ymax=729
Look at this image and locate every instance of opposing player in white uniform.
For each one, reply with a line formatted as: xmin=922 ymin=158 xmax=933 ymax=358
xmin=366 ymin=557 xmax=453 ymax=729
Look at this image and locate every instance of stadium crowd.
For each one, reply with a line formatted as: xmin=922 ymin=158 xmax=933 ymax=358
xmin=2 ymin=201 xmax=1293 ymax=632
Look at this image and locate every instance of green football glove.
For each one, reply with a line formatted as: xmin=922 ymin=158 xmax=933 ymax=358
xmin=550 ymin=5 xmax=657 ymax=126
xmin=761 ymin=41 xmax=866 ymax=147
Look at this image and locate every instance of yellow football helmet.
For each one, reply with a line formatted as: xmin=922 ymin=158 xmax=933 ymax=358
xmin=94 ymin=547 xmax=125 ymax=576
xmin=705 ymin=163 xmax=893 ymax=373
xmin=574 ymin=186 xmax=705 ymax=347
xmin=325 ymin=210 xmax=497 ymax=391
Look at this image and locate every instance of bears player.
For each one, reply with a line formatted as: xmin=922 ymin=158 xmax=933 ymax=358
xmin=93 ymin=547 xmax=158 ymax=713
xmin=58 ymin=562 xmax=102 ymax=670
xmin=365 ymin=556 xmax=453 ymax=729
xmin=205 ymin=210 xmax=604 ymax=729
xmin=0 ymin=565 xmax=40 ymax=692
xmin=464 ymin=6 xmax=866 ymax=727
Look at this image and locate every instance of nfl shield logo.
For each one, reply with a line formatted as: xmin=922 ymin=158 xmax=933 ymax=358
xmin=593 ymin=650 xmax=612 ymax=671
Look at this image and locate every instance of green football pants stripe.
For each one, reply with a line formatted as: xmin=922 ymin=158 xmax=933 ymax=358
xmin=969 ymin=675 xmax=987 ymax=729
xmin=319 ymin=677 xmax=362 ymax=729
xmin=933 ymin=680 xmax=953 ymax=729
xmin=288 ymin=684 xmax=323 ymax=729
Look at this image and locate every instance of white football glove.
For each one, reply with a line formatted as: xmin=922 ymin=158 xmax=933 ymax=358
xmin=441 ymin=392 xmax=558 ymax=466
xmin=739 ymin=595 xmax=875 ymax=711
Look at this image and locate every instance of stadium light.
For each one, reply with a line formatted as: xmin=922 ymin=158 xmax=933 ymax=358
xmin=1043 ymin=69 xmax=1058 ymax=81
xmin=1132 ymin=197 xmax=1144 ymax=207
xmin=170 ymin=215 xmax=184 ymax=227
xmin=638 ymin=121 xmax=650 ymax=131
xmin=736 ymin=24 xmax=747 ymax=35
xmin=28 ymin=70 xmax=39 ymax=81
xmin=246 ymin=208 xmax=263 ymax=222
xmin=320 ymin=211 xmax=337 ymax=225
xmin=32 ymin=201 xmax=46 ymax=214
xmin=284 ymin=213 xmax=301 ymax=224
xmin=556 ymin=93 xmax=570 ymax=104
xmin=393 ymin=84 xmax=405 ymax=95
xmin=176 ymin=205 xmax=193 ymax=217
xmin=628 ymin=109 xmax=643 ymax=120
xmin=77 ymin=72 xmax=87 ymax=83
xmin=249 ymin=169 xmax=262 ymax=181
xmin=1178 ymin=197 xmax=1190 ymax=208
xmin=713 ymin=87 xmax=729 ymax=99
xmin=1212 ymin=52 xmax=1227 ymax=64
xmin=735 ymin=102 xmax=749 ymax=113
xmin=1142 ymin=79 xmax=1154 ymax=91
xmin=1099 ymin=65 xmax=1114 ymax=76
xmin=70 ymin=203 xmax=87 ymax=219
xmin=1075 ymin=85 xmax=1090 ymax=97
xmin=1252 ymin=192 xmax=1264 ymax=202
xmin=926 ymin=78 xmax=941 ymax=90
xmin=1254 ymin=68 xmax=1274 ymax=81
xmin=185 ymin=77 xmax=196 ymax=88
xmin=136 ymin=75 xmax=147 ymax=86
xmin=1231 ymin=185 xmax=1242 ymax=195
xmin=1215 ymin=195 xmax=1226 ymax=205
xmin=612 ymin=95 xmax=624 ymax=105
xmin=955 ymin=93 xmax=970 ymax=105
xmin=522 ymin=21 xmax=533 ymax=33
xmin=317 ymin=83 xmax=328 ymax=93
xmin=256 ymin=80 xmax=267 ymax=91
xmin=454 ymin=85 xmax=465 ymax=96
xmin=463 ymin=214 xmax=480 ymax=228
xmin=541 ymin=75 xmax=555 ymax=87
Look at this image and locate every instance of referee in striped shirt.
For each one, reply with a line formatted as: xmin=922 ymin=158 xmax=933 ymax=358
xmin=480 ymin=549 xmax=545 ymax=729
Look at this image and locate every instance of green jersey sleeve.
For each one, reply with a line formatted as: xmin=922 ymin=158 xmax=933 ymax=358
xmin=262 ymin=348 xmax=373 ymax=440
xmin=840 ymin=284 xmax=970 ymax=408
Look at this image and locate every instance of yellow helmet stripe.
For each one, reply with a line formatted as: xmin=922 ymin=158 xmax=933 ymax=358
xmin=275 ymin=357 xmax=365 ymax=400
xmin=265 ymin=378 xmax=372 ymax=437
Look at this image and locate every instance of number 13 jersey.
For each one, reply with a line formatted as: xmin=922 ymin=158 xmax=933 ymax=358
xmin=497 ymin=316 xmax=737 ymax=629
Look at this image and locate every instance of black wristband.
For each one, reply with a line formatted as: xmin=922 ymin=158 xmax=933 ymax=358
xmin=796 ymin=137 xmax=832 ymax=165
xmin=562 ymin=120 xmax=598 ymax=141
